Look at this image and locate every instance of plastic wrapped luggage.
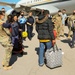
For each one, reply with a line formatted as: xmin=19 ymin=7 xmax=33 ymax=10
xmin=45 ymin=44 xmax=62 ymax=69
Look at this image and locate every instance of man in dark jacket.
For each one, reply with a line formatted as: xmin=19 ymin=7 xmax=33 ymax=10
xmin=26 ymin=11 xmax=34 ymax=40
xmin=36 ymin=10 xmax=55 ymax=66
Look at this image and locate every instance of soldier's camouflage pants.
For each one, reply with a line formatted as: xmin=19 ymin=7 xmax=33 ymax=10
xmin=0 ymin=36 xmax=13 ymax=67
xmin=68 ymin=24 xmax=73 ymax=37
xmin=61 ymin=24 xmax=65 ymax=36
xmin=54 ymin=24 xmax=62 ymax=37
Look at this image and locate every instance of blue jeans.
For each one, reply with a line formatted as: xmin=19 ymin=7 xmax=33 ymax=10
xmin=39 ymin=41 xmax=52 ymax=65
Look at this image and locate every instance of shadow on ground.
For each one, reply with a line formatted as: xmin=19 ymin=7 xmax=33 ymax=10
xmin=32 ymin=33 xmax=35 ymax=37
xmin=35 ymin=47 xmax=39 ymax=55
xmin=23 ymin=45 xmax=29 ymax=48
xmin=61 ymin=39 xmax=72 ymax=48
xmin=64 ymin=33 xmax=73 ymax=37
xmin=10 ymin=51 xmax=27 ymax=66
xmin=64 ymin=33 xmax=68 ymax=37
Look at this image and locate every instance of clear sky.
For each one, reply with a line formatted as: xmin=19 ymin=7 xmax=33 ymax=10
xmin=0 ymin=0 xmax=20 ymax=11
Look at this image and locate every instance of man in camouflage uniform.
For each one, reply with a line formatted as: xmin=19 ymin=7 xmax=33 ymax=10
xmin=52 ymin=10 xmax=62 ymax=40
xmin=67 ymin=11 xmax=75 ymax=39
xmin=1 ymin=8 xmax=7 ymax=21
xmin=68 ymin=10 xmax=75 ymax=48
xmin=67 ymin=16 xmax=72 ymax=39
xmin=0 ymin=11 xmax=13 ymax=70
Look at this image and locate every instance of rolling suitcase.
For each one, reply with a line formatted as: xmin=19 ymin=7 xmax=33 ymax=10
xmin=45 ymin=44 xmax=62 ymax=69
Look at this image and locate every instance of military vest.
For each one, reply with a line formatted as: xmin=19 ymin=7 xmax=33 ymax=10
xmin=70 ymin=15 xmax=75 ymax=28
xmin=52 ymin=14 xmax=62 ymax=25
xmin=0 ymin=20 xmax=7 ymax=38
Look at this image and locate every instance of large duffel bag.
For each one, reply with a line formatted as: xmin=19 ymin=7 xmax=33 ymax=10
xmin=12 ymin=37 xmax=23 ymax=54
xmin=45 ymin=44 xmax=62 ymax=69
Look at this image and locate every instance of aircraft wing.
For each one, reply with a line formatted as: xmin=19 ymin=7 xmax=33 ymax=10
xmin=30 ymin=0 xmax=75 ymax=14
xmin=0 ymin=1 xmax=32 ymax=13
xmin=2 ymin=0 xmax=75 ymax=15
xmin=0 ymin=2 xmax=29 ymax=14
xmin=0 ymin=2 xmax=16 ymax=8
xmin=18 ymin=0 xmax=69 ymax=14
xmin=52 ymin=0 xmax=75 ymax=14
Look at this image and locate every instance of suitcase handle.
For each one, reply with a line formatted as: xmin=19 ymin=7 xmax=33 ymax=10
xmin=53 ymin=44 xmax=59 ymax=52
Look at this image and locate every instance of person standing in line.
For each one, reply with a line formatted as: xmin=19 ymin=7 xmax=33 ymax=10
xmin=67 ymin=15 xmax=74 ymax=39
xmin=18 ymin=11 xmax=27 ymax=41
xmin=36 ymin=10 xmax=55 ymax=66
xmin=52 ymin=10 xmax=62 ymax=40
xmin=61 ymin=9 xmax=67 ymax=37
xmin=10 ymin=14 xmax=24 ymax=55
xmin=26 ymin=11 xmax=34 ymax=40
xmin=0 ymin=11 xmax=13 ymax=70
xmin=1 ymin=8 xmax=7 ymax=21
xmin=69 ymin=10 xmax=75 ymax=48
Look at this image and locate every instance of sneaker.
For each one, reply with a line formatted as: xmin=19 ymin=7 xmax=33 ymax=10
xmin=2 ymin=62 xmax=4 ymax=67
xmin=3 ymin=66 xmax=12 ymax=70
xmin=39 ymin=63 xmax=44 ymax=67
xmin=68 ymin=36 xmax=71 ymax=39
xmin=29 ymin=38 xmax=32 ymax=41
xmin=71 ymin=45 xmax=74 ymax=48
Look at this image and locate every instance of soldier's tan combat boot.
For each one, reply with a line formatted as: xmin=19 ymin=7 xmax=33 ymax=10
xmin=56 ymin=37 xmax=60 ymax=40
xmin=3 ymin=66 xmax=12 ymax=70
xmin=62 ymin=35 xmax=65 ymax=37
xmin=68 ymin=36 xmax=71 ymax=39
xmin=2 ymin=62 xmax=4 ymax=67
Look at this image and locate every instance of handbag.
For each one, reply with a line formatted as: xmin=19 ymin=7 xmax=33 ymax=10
xmin=22 ymin=31 xmax=28 ymax=38
xmin=45 ymin=44 xmax=62 ymax=69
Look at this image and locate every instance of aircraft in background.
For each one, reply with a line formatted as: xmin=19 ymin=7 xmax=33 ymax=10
xmin=0 ymin=0 xmax=75 ymax=15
